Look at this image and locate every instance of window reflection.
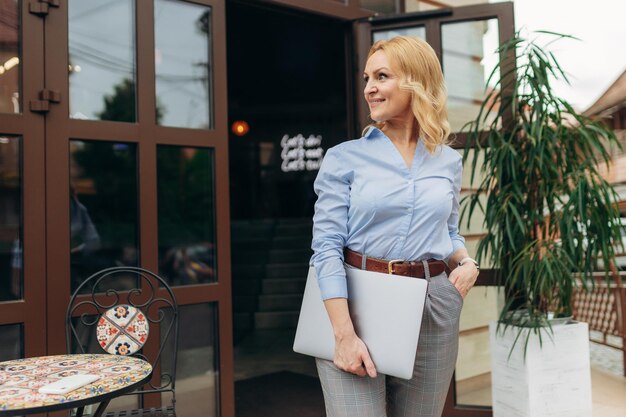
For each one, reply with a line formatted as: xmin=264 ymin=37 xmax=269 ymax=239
xmin=69 ymin=140 xmax=139 ymax=292
xmin=360 ymin=0 xmax=397 ymax=14
xmin=161 ymin=303 xmax=219 ymax=417
xmin=0 ymin=0 xmax=20 ymax=114
xmin=158 ymin=146 xmax=216 ymax=285
xmin=0 ymin=136 xmax=21 ymax=301
xmin=442 ymin=19 xmax=500 ymax=132
xmin=68 ymin=0 xmax=136 ymax=122
xmin=0 ymin=324 xmax=22 ymax=361
xmin=155 ymin=0 xmax=213 ymax=129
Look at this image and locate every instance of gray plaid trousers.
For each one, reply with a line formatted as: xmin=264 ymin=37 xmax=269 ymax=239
xmin=316 ymin=272 xmax=463 ymax=417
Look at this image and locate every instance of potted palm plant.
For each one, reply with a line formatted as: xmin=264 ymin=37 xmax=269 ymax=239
xmin=462 ymin=31 xmax=623 ymax=417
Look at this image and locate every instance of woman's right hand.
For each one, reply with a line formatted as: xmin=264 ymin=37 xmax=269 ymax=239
xmin=333 ymin=331 xmax=377 ymax=377
xmin=324 ymin=298 xmax=377 ymax=377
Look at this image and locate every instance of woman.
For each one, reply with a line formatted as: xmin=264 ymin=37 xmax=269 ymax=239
xmin=310 ymin=36 xmax=480 ymax=417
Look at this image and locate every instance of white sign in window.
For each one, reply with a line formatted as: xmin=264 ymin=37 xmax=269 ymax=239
xmin=281 ymin=134 xmax=324 ymax=173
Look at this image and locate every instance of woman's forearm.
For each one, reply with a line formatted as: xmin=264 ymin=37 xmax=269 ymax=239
xmin=323 ymin=297 xmax=377 ymax=377
xmin=447 ymin=248 xmax=470 ymax=270
xmin=323 ymin=298 xmax=356 ymax=340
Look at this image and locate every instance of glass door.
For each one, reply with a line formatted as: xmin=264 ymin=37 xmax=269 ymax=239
xmin=355 ymin=3 xmax=515 ymax=416
xmin=43 ymin=1 xmax=233 ymax=416
xmin=0 ymin=0 xmax=46 ymax=361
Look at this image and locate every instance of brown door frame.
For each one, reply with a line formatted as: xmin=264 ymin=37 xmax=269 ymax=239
xmin=0 ymin=1 xmax=47 ymax=360
xmin=43 ymin=0 xmax=233 ymax=416
xmin=258 ymin=0 xmax=374 ymax=19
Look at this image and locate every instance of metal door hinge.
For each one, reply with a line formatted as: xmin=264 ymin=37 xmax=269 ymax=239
xmin=30 ymin=89 xmax=61 ymax=113
xmin=29 ymin=0 xmax=60 ymax=16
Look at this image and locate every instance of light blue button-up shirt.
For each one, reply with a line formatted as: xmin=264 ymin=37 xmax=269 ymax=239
xmin=311 ymin=127 xmax=465 ymax=300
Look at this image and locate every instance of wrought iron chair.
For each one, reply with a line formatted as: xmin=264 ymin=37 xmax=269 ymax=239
xmin=66 ymin=266 xmax=179 ymax=417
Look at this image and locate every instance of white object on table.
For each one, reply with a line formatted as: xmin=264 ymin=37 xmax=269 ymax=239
xmin=38 ymin=374 xmax=101 ymax=395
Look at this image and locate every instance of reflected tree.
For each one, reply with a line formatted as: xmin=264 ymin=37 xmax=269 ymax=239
xmin=97 ymin=78 xmax=165 ymax=123
xmin=97 ymin=78 xmax=135 ymax=123
xmin=195 ymin=10 xmax=210 ymax=35
xmin=157 ymin=147 xmax=216 ymax=284
xmin=195 ymin=10 xmax=211 ymax=130
xmin=157 ymin=148 xmax=214 ymax=244
xmin=70 ymin=140 xmax=138 ymax=290
xmin=71 ymin=143 xmax=137 ymax=248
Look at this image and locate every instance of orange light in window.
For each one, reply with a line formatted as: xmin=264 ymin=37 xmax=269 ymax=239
xmin=231 ymin=121 xmax=250 ymax=137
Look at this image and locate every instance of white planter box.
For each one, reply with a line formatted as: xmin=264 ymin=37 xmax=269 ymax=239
xmin=489 ymin=321 xmax=592 ymax=417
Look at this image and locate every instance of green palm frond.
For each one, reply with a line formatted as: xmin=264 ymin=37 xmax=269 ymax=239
xmin=462 ymin=31 xmax=622 ymax=347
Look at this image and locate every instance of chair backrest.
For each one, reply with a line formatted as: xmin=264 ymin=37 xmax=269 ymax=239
xmin=66 ymin=266 xmax=179 ymax=398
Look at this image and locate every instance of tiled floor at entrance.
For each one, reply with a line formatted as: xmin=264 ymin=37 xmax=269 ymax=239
xmin=234 ymin=329 xmax=317 ymax=381
xmin=235 ymin=330 xmax=626 ymax=416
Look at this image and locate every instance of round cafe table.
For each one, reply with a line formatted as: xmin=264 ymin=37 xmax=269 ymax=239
xmin=0 ymin=354 xmax=152 ymax=417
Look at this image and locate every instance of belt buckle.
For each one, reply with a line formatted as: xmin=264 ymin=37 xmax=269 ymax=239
xmin=387 ymin=259 xmax=404 ymax=274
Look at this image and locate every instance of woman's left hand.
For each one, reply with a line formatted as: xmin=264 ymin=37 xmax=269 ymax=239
xmin=448 ymin=263 xmax=479 ymax=298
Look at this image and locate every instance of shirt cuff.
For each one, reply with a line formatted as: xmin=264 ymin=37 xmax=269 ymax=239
xmin=451 ymin=237 xmax=465 ymax=254
xmin=318 ymin=275 xmax=348 ymax=300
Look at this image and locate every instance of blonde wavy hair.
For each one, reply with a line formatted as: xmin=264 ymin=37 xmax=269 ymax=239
xmin=365 ymin=36 xmax=451 ymax=154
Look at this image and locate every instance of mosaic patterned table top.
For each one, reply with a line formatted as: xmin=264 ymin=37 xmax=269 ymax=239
xmin=0 ymin=354 xmax=152 ymax=413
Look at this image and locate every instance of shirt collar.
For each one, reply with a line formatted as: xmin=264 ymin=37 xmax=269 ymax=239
xmin=364 ymin=126 xmax=428 ymax=152
xmin=364 ymin=126 xmax=383 ymax=139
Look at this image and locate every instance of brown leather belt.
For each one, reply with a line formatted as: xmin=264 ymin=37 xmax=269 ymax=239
xmin=344 ymin=248 xmax=446 ymax=279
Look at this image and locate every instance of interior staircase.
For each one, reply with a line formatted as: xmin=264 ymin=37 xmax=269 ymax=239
xmin=231 ymin=218 xmax=312 ymax=343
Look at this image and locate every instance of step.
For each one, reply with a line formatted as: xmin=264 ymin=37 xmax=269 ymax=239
xmin=232 ymin=279 xmax=261 ymax=295
xmin=230 ymin=237 xmax=312 ymax=252
xmin=233 ymin=295 xmax=258 ymax=313
xmin=268 ymin=249 xmax=312 ymax=263
xmin=274 ymin=223 xmax=313 ymax=236
xmin=262 ymin=278 xmax=306 ymax=295
xmin=275 ymin=217 xmax=312 ymax=226
xmin=232 ymin=264 xmax=266 ymax=280
xmin=232 ymin=236 xmax=310 ymax=251
xmin=258 ymin=294 xmax=303 ymax=312
xmin=230 ymin=227 xmax=274 ymax=239
xmin=231 ymin=238 xmax=273 ymax=251
xmin=233 ymin=250 xmax=269 ymax=264
xmin=254 ymin=311 xmax=299 ymax=329
xmin=230 ymin=222 xmax=274 ymax=239
xmin=271 ymin=236 xmax=312 ymax=250
xmin=233 ymin=313 xmax=253 ymax=344
xmin=232 ymin=264 xmax=265 ymax=276
xmin=233 ymin=312 xmax=253 ymax=330
xmin=265 ymin=263 xmax=310 ymax=278
xmin=231 ymin=219 xmax=275 ymax=228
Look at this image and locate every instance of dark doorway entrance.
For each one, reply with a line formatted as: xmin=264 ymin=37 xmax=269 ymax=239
xmin=227 ymin=0 xmax=349 ymax=220
xmin=226 ymin=1 xmax=349 ymax=415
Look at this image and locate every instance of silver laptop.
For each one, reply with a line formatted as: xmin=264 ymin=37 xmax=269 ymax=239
xmin=293 ymin=266 xmax=428 ymax=379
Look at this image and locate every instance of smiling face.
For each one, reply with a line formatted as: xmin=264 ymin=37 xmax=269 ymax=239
xmin=363 ymin=50 xmax=413 ymax=124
